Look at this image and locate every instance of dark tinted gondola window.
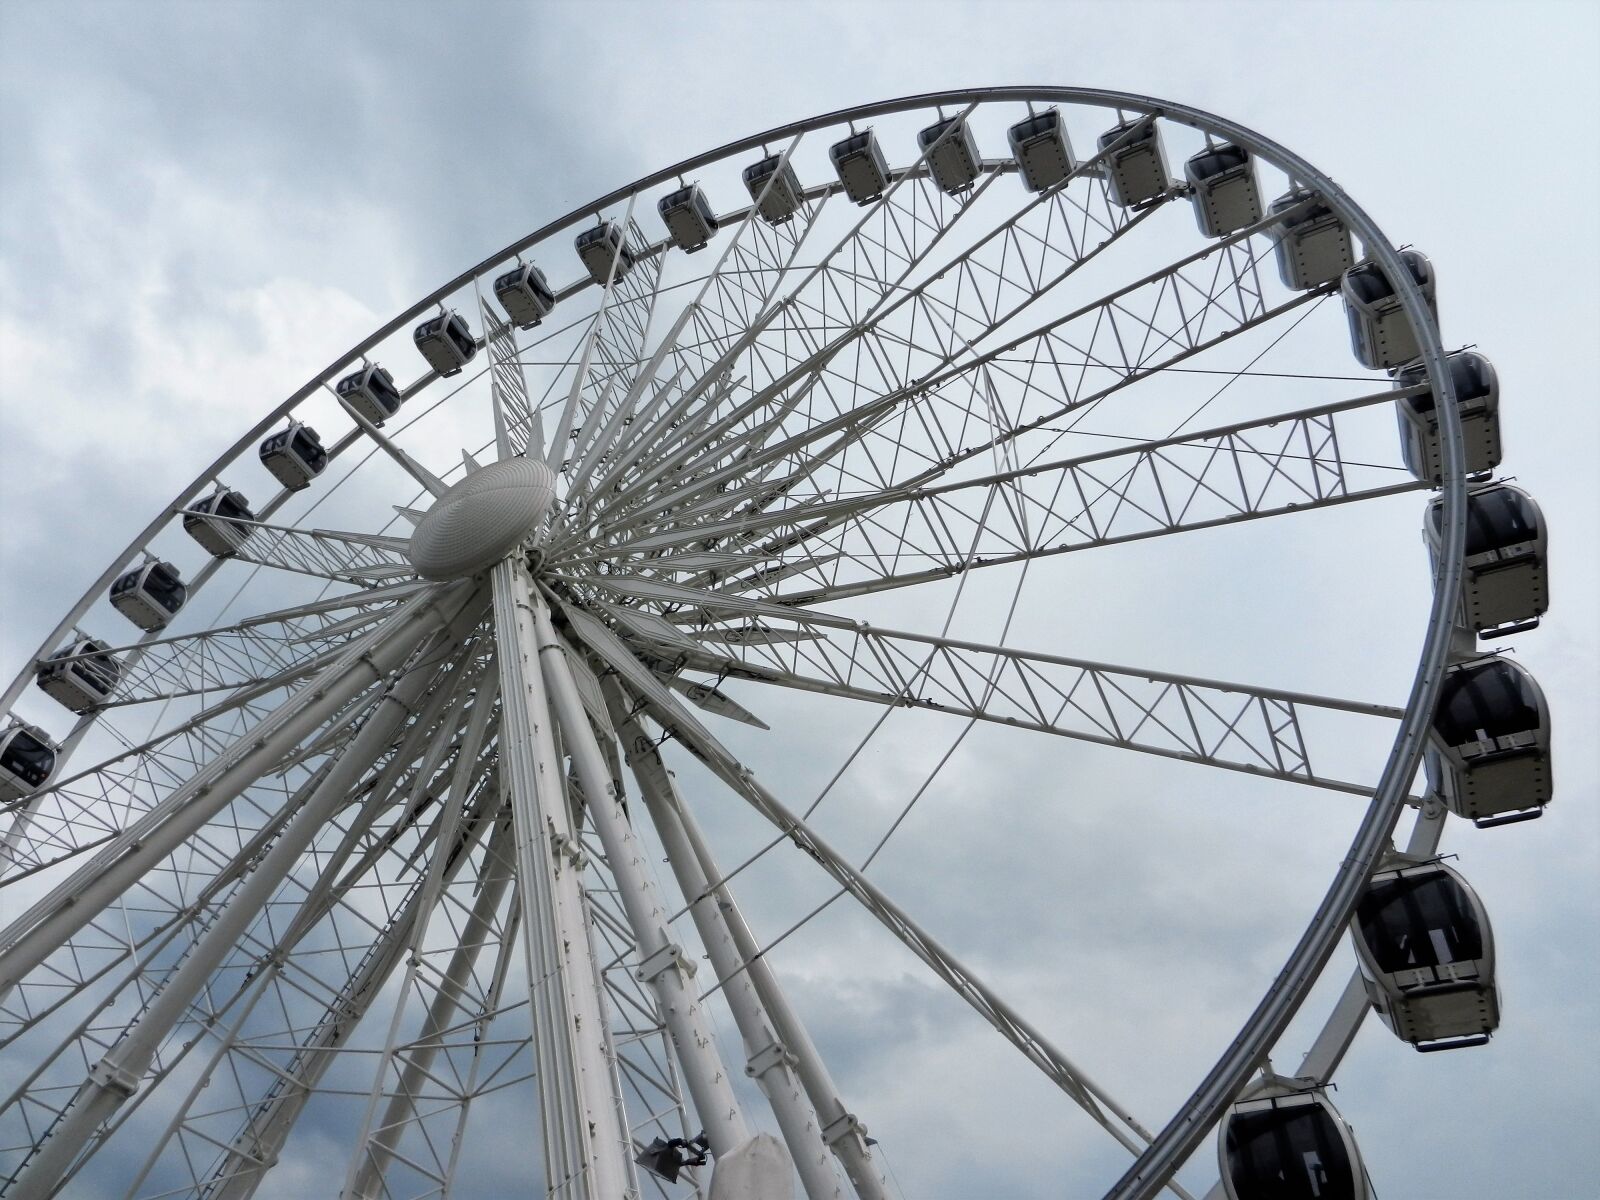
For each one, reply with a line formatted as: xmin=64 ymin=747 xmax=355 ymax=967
xmin=1344 ymin=265 xmax=1392 ymax=304
xmin=1433 ymin=661 xmax=1540 ymax=745
xmin=1225 ymin=1105 xmax=1355 ymax=1200
xmin=3 ymin=730 xmax=54 ymax=779
xmin=1429 ymin=488 xmax=1538 ymax=555
xmin=1357 ymin=872 xmax=1484 ymax=973
xmin=1014 ymin=113 xmax=1056 ymax=141
xmin=1191 ymin=146 xmax=1247 ymax=180
xmin=144 ymin=564 xmax=186 ymax=611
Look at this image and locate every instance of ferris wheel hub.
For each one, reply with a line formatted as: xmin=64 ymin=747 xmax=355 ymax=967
xmin=406 ymin=456 xmax=556 ymax=580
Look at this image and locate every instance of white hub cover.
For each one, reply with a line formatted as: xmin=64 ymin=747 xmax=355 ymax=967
xmin=407 ymin=457 xmax=556 ymax=580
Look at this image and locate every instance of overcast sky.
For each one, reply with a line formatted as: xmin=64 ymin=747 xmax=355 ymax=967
xmin=1 ymin=3 xmax=1597 ymax=1199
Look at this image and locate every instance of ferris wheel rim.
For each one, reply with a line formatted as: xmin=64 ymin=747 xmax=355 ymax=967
xmin=0 ymin=86 xmax=1471 ymax=1200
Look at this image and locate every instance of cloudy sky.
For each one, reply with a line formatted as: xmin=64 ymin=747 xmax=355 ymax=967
xmin=1 ymin=3 xmax=1596 ymax=1199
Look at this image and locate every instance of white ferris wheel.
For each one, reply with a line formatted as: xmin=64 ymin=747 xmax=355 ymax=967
xmin=0 ymin=88 xmax=1555 ymax=1200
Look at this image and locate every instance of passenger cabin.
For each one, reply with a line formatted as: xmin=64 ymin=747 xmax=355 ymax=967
xmin=743 ymin=153 xmax=803 ymax=224
xmin=1426 ymin=483 xmax=1548 ymax=638
xmin=917 ymin=115 xmax=981 ymax=195
xmin=1343 ymin=250 xmax=1438 ymax=370
xmin=184 ymin=487 xmax=256 ymax=557
xmin=259 ymin=421 xmax=328 ymax=490
xmin=110 ymin=560 xmax=186 ymax=631
xmin=1219 ymin=1083 xmax=1368 ymax=1200
xmin=36 ymin=637 xmax=121 ymax=714
xmin=413 ymin=313 xmax=477 ymax=377
xmin=1185 ymin=142 xmax=1262 ymax=237
xmin=1097 ymin=117 xmax=1168 ymax=207
xmin=1352 ymin=856 xmax=1499 ymax=1051
xmin=829 ymin=130 xmax=891 ymax=205
xmin=1269 ymin=188 xmax=1354 ymax=291
xmin=576 ymin=221 xmax=635 ymax=286
xmin=658 ymin=185 xmax=718 ymax=253
xmin=494 ymin=262 xmax=556 ymax=328
xmin=337 ymin=363 xmax=404 ymax=425
xmin=0 ymin=722 xmax=58 ymax=802
xmin=1008 ymin=108 xmax=1075 ymax=193
xmin=1394 ymin=350 xmax=1501 ymax=484
xmin=1429 ymin=655 xmax=1551 ymax=826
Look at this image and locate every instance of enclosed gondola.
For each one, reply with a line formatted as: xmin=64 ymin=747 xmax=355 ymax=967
xmin=184 ymin=487 xmax=256 ymax=557
xmin=1185 ymin=142 xmax=1261 ymax=237
xmin=0 ymin=722 xmax=57 ymax=801
xmin=1342 ymin=250 xmax=1438 ymax=370
xmin=829 ymin=130 xmax=891 ymax=205
xmin=1096 ymin=116 xmax=1168 ymax=207
xmin=259 ymin=420 xmax=328 ymax=490
xmin=1426 ymin=483 xmax=1548 ymax=637
xmin=1429 ymin=654 xmax=1551 ymax=826
xmin=657 ymin=185 xmax=718 ymax=253
xmin=1219 ymin=1081 xmax=1369 ymax=1200
xmin=494 ymin=261 xmax=556 ymax=329
xmin=413 ymin=312 xmax=477 ymax=377
xmin=336 ymin=363 xmax=404 ymax=425
xmin=917 ymin=115 xmax=981 ymax=195
xmin=742 ymin=152 xmax=803 ymax=224
xmin=576 ymin=221 xmax=635 ymax=286
xmin=35 ymin=637 xmax=121 ymax=714
xmin=1008 ymin=107 xmax=1075 ymax=193
xmin=1352 ymin=856 xmax=1499 ymax=1051
xmin=1394 ymin=350 xmax=1501 ymax=484
xmin=109 ymin=560 xmax=187 ymax=631
xmin=1269 ymin=187 xmax=1354 ymax=291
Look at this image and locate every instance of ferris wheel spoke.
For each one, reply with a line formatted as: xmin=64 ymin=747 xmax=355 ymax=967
xmin=710 ymin=388 xmax=1423 ymax=607
xmin=568 ymin=585 xmax=1397 ymax=794
xmin=175 ymin=512 xmax=419 ymax=586
xmin=1 ymin=584 xmax=463 ymax=884
xmin=152 ymin=786 xmax=508 ymax=1200
xmin=590 ymin=155 xmax=1167 ymax=544
xmin=0 ymin=587 xmax=479 ymax=1019
xmin=192 ymin=746 xmax=506 ymax=1200
xmin=0 ymin=606 xmax=491 ymax=1197
xmin=637 ymin=208 xmax=1314 ymax=581
xmin=0 ymin=628 xmax=481 ymax=1068
xmin=565 ymin=137 xmax=832 ymax=510
xmin=591 ymin=657 xmax=1193 ymax=1195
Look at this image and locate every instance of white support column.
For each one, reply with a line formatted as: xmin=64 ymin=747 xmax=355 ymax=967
xmin=534 ymin=607 xmax=760 ymax=1174
xmin=608 ymin=684 xmax=889 ymax=1200
xmin=604 ymin=684 xmax=874 ymax=1200
xmin=9 ymin=624 xmax=459 ymax=1200
xmin=492 ymin=557 xmax=635 ymax=1200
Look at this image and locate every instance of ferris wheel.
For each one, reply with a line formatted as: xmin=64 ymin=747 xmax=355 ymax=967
xmin=0 ymin=87 xmax=1556 ymax=1200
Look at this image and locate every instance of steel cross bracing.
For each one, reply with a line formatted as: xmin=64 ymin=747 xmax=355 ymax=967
xmin=572 ymin=132 xmax=1164 ymax=551
xmin=569 ymin=219 xmax=1305 ymax=601
xmin=1 ymin=647 xmax=453 ymax=1194
xmin=563 ymin=623 xmax=1193 ymax=1197
xmin=171 ymin=514 xmax=418 ymax=587
xmin=0 ymin=584 xmax=427 ymax=878
xmin=0 ymin=88 xmax=1477 ymax=1200
xmin=596 ymin=389 xmax=1425 ymax=608
xmin=560 ymin=586 xmax=1397 ymax=793
xmin=0 ymin=597 xmax=479 ymax=1007
xmin=0 ymin=597 xmax=488 ymax=1196
xmin=9 ymin=715 xmax=506 ymax=1199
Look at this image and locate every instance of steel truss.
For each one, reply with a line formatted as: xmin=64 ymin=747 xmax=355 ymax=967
xmin=0 ymin=87 xmax=1475 ymax=1200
